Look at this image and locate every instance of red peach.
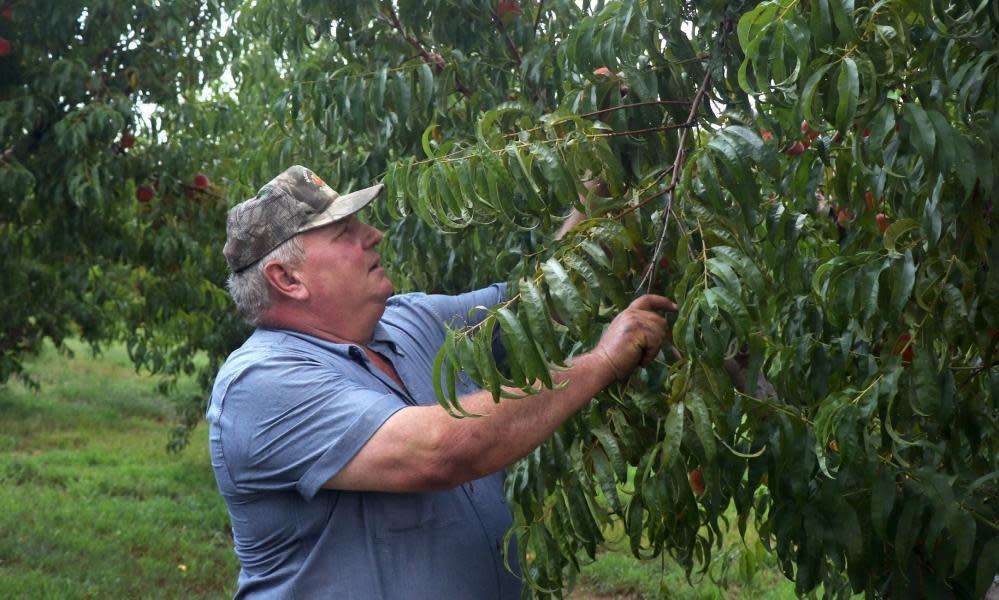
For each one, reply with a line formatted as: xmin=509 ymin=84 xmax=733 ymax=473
xmin=784 ymin=141 xmax=806 ymax=156
xmin=689 ymin=469 xmax=705 ymax=496
xmin=192 ymin=173 xmax=210 ymax=189
xmin=136 ymin=185 xmax=155 ymax=203
xmin=876 ymin=212 xmax=889 ymax=233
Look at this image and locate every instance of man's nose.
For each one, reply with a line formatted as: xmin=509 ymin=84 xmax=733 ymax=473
xmin=362 ymin=223 xmax=384 ymax=247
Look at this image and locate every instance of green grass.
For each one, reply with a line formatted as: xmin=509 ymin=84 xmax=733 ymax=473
xmin=1 ymin=340 xmax=806 ymax=600
xmin=569 ymin=519 xmax=799 ymax=600
xmin=0 ymin=340 xmax=237 ymax=599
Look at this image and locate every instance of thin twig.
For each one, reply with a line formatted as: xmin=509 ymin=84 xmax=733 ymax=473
xmin=594 ymin=122 xmax=695 ymax=138
xmin=490 ymin=8 xmax=522 ymax=67
xmin=614 ymin=165 xmax=675 ymax=218
xmin=382 ymin=5 xmax=472 ymax=97
xmin=640 ymin=63 xmax=715 ymax=293
xmin=532 ymin=0 xmax=545 ymax=38
xmin=579 ymin=98 xmax=692 ymax=120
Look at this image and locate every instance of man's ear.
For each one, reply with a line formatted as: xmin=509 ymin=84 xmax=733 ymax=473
xmin=262 ymin=260 xmax=310 ymax=301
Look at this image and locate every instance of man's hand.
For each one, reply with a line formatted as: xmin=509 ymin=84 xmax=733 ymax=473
xmin=593 ymin=295 xmax=677 ymax=380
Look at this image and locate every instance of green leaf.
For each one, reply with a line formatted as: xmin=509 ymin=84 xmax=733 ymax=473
xmin=834 ymin=498 xmax=864 ymax=562
xmin=883 ymin=218 xmax=920 ymax=253
xmin=592 ymin=426 xmax=628 ymax=481
xmin=724 ymin=125 xmax=776 ymax=173
xmin=910 ymin=340 xmax=940 ymax=417
xmin=828 ymin=0 xmax=857 ymax=41
xmin=578 ymin=241 xmax=630 ymax=309
xmin=417 ymin=62 xmax=433 ymax=112
xmin=472 ymin=321 xmax=502 ymax=402
xmin=712 ymin=246 xmax=766 ymax=299
xmin=687 ymin=389 xmax=716 ymax=463
xmin=591 ymin=446 xmax=623 ymax=514
xmin=541 ymin=258 xmax=588 ymax=336
xmin=922 ymin=175 xmax=943 ymax=246
xmin=950 ymin=512 xmax=976 ymax=576
xmin=871 ymin=468 xmax=896 ymax=541
xmin=506 ymin=144 xmax=546 ymax=212
xmin=660 ymin=401 xmax=685 ymax=469
xmin=394 ymin=71 xmax=410 ymax=121
xmin=421 ymin=122 xmax=438 ymax=159
xmin=904 ymin=103 xmax=936 ymax=165
xmin=800 ymin=64 xmax=833 ymax=124
xmin=737 ymin=2 xmax=779 ymax=51
xmin=895 ymin=497 xmax=924 ymax=568
xmin=518 ymin=278 xmax=563 ymax=364
xmin=562 ymin=252 xmax=604 ymax=300
xmin=702 ymin=286 xmax=750 ymax=339
xmin=495 ymin=306 xmax=551 ymax=389
xmin=373 ymin=64 xmax=387 ymax=115
xmin=834 ymin=57 xmax=859 ymax=129
xmin=431 ymin=336 xmax=458 ymax=415
xmin=626 ymin=495 xmax=645 ymax=557
xmin=890 ymin=249 xmax=916 ymax=313
xmin=858 ymin=259 xmax=888 ymax=321
xmin=810 ymin=0 xmax=834 ymax=47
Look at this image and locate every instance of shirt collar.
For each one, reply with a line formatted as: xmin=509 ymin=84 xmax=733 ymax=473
xmin=369 ymin=321 xmax=402 ymax=355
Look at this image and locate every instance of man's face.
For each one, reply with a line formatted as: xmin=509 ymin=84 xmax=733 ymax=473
xmin=296 ymin=216 xmax=393 ymax=318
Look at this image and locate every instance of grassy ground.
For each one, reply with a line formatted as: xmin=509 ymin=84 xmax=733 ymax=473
xmin=563 ymin=504 xmax=799 ymax=600
xmin=0 ymin=340 xmax=237 ymax=599
xmin=1 ymin=340 xmax=802 ymax=599
xmin=568 ymin=542 xmax=797 ymax=600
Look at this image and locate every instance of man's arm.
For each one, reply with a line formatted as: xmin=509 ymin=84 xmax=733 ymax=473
xmin=324 ymin=294 xmax=675 ymax=493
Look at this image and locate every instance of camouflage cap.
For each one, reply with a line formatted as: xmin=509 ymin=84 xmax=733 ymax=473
xmin=223 ymin=165 xmax=384 ymax=273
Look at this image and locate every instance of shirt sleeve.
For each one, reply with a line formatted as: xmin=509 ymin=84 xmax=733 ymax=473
xmin=218 ymin=351 xmax=407 ymax=501
xmin=419 ymin=282 xmax=508 ymax=330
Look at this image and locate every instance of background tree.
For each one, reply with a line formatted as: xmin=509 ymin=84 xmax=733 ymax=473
xmin=0 ymin=0 xmax=238 ymax=400
xmin=3 ymin=1 xmax=996 ymax=598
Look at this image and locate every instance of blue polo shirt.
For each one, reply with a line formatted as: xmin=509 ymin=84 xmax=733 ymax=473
xmin=207 ymin=285 xmax=521 ymax=599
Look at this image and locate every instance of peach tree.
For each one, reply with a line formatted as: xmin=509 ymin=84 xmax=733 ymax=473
xmin=242 ymin=1 xmax=998 ymax=597
xmin=0 ymin=0 xmax=239 ymax=399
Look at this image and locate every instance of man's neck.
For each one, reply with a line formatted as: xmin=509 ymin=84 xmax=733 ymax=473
xmin=259 ymin=304 xmax=381 ymax=346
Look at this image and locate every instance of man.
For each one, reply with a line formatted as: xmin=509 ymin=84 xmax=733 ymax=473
xmin=208 ymin=165 xmax=674 ymax=599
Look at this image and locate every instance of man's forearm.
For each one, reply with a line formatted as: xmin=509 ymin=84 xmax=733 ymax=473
xmin=438 ymin=351 xmax=616 ymax=484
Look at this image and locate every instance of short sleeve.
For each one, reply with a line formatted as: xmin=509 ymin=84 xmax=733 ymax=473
xmin=217 ymin=352 xmax=407 ymax=501
xmin=419 ymin=283 xmax=507 ymax=330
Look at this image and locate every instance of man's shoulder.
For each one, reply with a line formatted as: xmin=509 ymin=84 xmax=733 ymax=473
xmin=211 ymin=328 xmax=349 ymax=399
xmin=383 ymin=284 xmax=507 ymax=323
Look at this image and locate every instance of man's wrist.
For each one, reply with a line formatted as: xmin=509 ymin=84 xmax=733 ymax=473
xmin=587 ymin=347 xmax=626 ymax=385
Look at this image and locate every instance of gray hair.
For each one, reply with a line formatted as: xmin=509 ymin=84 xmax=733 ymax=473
xmin=227 ymin=235 xmax=306 ymax=325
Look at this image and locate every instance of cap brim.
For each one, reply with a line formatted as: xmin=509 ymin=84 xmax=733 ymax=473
xmin=299 ymin=183 xmax=384 ymax=232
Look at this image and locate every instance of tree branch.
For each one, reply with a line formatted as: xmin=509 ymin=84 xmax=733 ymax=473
xmin=490 ymin=9 xmax=522 ymax=67
xmin=579 ymin=98 xmax=692 ymax=120
xmin=594 ymin=121 xmax=694 ymax=138
xmin=639 ymin=62 xmax=713 ymax=293
xmin=532 ymin=0 xmax=545 ymax=39
xmin=382 ymin=5 xmax=472 ymax=97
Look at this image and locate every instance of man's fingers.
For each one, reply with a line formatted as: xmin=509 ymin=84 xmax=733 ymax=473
xmin=629 ymin=294 xmax=678 ymax=313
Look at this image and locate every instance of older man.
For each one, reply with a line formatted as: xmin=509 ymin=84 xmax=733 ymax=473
xmin=207 ymin=165 xmax=674 ymax=599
